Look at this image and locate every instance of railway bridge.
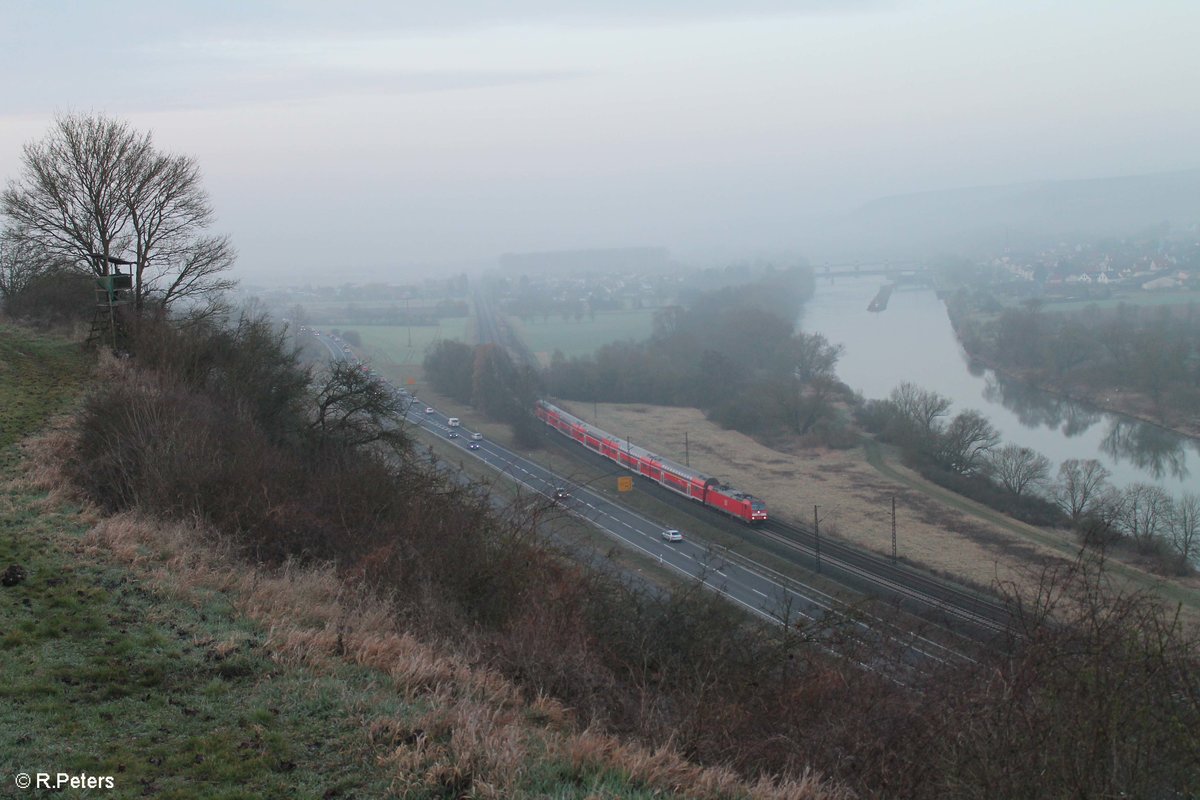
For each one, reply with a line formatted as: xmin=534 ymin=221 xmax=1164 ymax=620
xmin=819 ymin=261 xmax=933 ymax=285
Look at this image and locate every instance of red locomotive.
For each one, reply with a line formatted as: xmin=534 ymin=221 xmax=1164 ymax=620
xmin=535 ymin=400 xmax=768 ymax=523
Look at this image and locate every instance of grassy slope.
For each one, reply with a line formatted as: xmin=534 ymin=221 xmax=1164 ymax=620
xmin=0 ymin=326 xmax=396 ymax=797
xmin=0 ymin=325 xmax=827 ymax=800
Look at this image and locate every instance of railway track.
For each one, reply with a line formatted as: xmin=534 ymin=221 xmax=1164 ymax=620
xmin=760 ymin=518 xmax=1012 ymax=639
xmin=538 ymin=426 xmax=1014 ymax=643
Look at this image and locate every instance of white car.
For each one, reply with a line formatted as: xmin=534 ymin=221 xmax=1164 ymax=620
xmin=661 ymin=529 xmax=683 ymax=542
xmin=425 ymin=407 xmax=435 ymax=414
xmin=470 ymin=432 xmax=483 ymax=441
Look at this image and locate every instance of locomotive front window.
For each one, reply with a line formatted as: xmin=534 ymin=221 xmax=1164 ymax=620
xmin=751 ymin=500 xmax=766 ymax=510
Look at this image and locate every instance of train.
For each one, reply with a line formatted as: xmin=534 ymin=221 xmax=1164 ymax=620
xmin=534 ymin=400 xmax=768 ymax=524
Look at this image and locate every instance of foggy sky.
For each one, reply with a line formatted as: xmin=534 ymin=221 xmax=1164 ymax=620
xmin=2 ymin=1 xmax=1198 ymax=283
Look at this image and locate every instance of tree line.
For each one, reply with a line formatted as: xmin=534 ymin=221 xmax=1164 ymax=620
xmin=951 ymin=294 xmax=1200 ymax=419
xmin=423 ymin=339 xmax=543 ymax=446
xmin=542 ymin=267 xmax=854 ymax=442
xmin=859 ymin=381 xmax=1200 ymax=570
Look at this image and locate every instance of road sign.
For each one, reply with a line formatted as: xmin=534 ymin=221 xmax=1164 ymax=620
xmin=617 ymin=476 xmax=633 ymax=492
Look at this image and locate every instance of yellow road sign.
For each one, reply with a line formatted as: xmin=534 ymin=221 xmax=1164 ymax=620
xmin=617 ymin=476 xmax=633 ymax=492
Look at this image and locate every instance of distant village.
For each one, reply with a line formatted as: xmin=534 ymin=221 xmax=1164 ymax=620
xmin=986 ymin=235 xmax=1200 ymax=301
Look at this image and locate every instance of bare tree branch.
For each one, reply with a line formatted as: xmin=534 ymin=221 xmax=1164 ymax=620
xmin=2 ymin=112 xmax=236 ymax=317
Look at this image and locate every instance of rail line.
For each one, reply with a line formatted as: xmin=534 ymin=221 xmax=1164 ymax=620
xmin=759 ymin=518 xmax=1012 ymax=638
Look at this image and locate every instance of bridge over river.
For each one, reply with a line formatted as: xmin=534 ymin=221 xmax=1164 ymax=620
xmin=819 ymin=261 xmax=933 ymax=285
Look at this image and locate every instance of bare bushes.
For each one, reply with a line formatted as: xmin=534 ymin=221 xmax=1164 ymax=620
xmin=932 ymin=559 xmax=1200 ymax=798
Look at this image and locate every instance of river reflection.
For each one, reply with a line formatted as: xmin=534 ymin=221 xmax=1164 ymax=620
xmin=801 ymin=276 xmax=1199 ymax=492
xmin=982 ymin=370 xmax=1192 ymax=481
xmin=1101 ymin=417 xmax=1195 ymax=482
xmin=981 ymin=370 xmax=1103 ymax=436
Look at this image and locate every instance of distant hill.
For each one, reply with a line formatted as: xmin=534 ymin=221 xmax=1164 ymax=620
xmin=810 ymin=169 xmax=1200 ymax=259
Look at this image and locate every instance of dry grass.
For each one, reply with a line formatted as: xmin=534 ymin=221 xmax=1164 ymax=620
xmin=563 ymin=401 xmax=1076 ymax=596
xmin=17 ymin=423 xmax=851 ymax=799
xmin=553 ymin=728 xmax=851 ymax=800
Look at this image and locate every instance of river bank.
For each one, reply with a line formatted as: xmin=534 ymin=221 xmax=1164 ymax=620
xmin=942 ymin=301 xmax=1200 ymax=441
xmin=962 ymin=349 xmax=1200 ymax=441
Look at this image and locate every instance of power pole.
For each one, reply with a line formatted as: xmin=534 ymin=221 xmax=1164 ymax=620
xmin=891 ymin=495 xmax=897 ymax=564
xmin=814 ymin=505 xmax=821 ymax=574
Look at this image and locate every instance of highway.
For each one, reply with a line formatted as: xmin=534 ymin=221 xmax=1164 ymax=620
xmin=466 ymin=290 xmax=1011 ymax=640
xmin=301 ymin=327 xmax=981 ymax=675
xmin=404 ymin=399 xmax=973 ymax=672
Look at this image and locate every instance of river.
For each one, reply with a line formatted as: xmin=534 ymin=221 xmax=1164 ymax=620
xmin=800 ymin=275 xmax=1200 ymax=495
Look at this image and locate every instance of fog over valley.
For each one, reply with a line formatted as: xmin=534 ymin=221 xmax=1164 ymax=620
xmin=5 ymin=3 xmax=1200 ymax=797
xmin=3 ymin=1 xmax=1199 ymax=281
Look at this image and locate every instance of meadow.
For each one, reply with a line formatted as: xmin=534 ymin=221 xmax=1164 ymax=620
xmin=509 ymin=308 xmax=658 ymax=364
xmin=344 ymin=319 xmax=469 ymax=368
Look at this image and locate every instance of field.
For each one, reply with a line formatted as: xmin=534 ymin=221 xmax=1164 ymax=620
xmin=555 ymin=400 xmax=1200 ymax=606
xmin=509 ymin=308 xmax=657 ymax=363
xmin=344 ymin=319 xmax=469 ymax=367
xmin=1040 ymin=288 xmax=1200 ymax=313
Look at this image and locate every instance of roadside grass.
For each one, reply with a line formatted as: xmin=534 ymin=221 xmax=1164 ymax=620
xmin=0 ymin=453 xmax=830 ymax=800
xmin=508 ymin=309 xmax=657 ymax=363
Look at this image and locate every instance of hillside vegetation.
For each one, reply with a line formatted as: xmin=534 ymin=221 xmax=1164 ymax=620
xmin=5 ymin=318 xmax=1200 ymax=798
xmin=0 ymin=321 xmax=847 ymax=798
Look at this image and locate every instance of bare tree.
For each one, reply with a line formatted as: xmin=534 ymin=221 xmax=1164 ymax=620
xmin=790 ymin=331 xmax=843 ymax=385
xmin=2 ymin=114 xmax=148 ymax=269
xmin=2 ymin=113 xmax=234 ymax=313
xmin=310 ymin=360 xmax=411 ymax=453
xmin=988 ymin=443 xmax=1052 ymax=496
xmin=1054 ymin=458 xmax=1112 ymax=521
xmin=1075 ymin=487 xmax=1129 ymax=550
xmin=934 ymin=409 xmax=1000 ymax=475
xmin=125 ymin=148 xmax=233 ymax=310
xmin=156 ymin=235 xmax=236 ymax=313
xmin=889 ymin=381 xmax=952 ymax=433
xmin=1166 ymin=492 xmax=1200 ymax=567
xmin=1119 ymin=482 xmax=1174 ymax=551
xmin=0 ymin=228 xmax=53 ymax=302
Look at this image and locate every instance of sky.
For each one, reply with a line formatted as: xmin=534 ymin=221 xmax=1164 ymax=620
xmin=1 ymin=1 xmax=1198 ymax=283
